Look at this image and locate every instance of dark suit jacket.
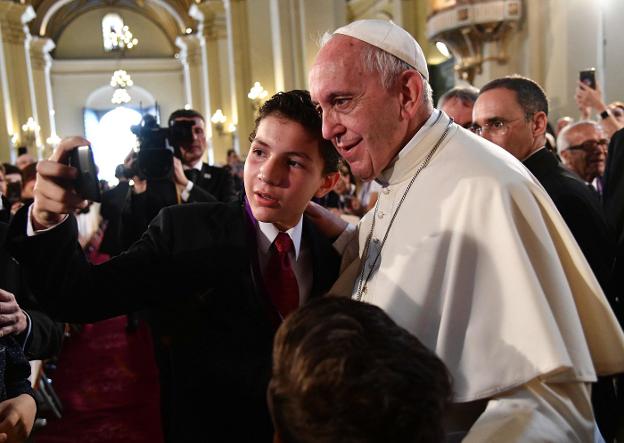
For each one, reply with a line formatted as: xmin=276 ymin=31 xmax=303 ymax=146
xmin=187 ymin=162 xmax=238 ymax=203
xmin=603 ymin=128 xmax=624 ymax=325
xmin=7 ymin=200 xmax=340 ymax=442
xmin=0 ymin=223 xmax=64 ymax=360
xmin=99 ymin=180 xmax=130 ymax=256
xmin=603 ymin=128 xmax=624 ymax=243
xmin=523 ymin=148 xmax=615 ymax=292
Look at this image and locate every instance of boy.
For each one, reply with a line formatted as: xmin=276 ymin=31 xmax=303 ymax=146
xmin=7 ymin=90 xmax=341 ymax=442
xmin=269 ymin=297 xmax=452 ymax=443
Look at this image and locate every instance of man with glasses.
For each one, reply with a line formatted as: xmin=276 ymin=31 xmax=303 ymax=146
xmin=474 ymin=77 xmax=620 ymax=441
xmin=474 ymin=76 xmax=614 ymax=291
xmin=558 ymin=121 xmax=608 ymax=190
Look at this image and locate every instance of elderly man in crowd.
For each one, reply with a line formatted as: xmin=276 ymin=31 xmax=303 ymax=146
xmin=558 ymin=121 xmax=608 ymax=192
xmin=309 ymin=19 xmax=624 ymax=441
xmin=437 ymin=85 xmax=479 ymax=129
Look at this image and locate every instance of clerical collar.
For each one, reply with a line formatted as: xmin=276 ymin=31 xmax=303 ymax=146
xmin=375 ymin=109 xmax=443 ymax=187
xmin=397 ymin=109 xmax=441 ymax=160
xmin=257 ymin=217 xmax=303 ymax=260
xmin=522 ymin=146 xmax=547 ymax=162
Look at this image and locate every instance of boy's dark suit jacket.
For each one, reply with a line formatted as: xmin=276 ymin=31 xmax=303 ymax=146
xmin=0 ymin=222 xmax=64 ymax=360
xmin=7 ymin=199 xmax=340 ymax=442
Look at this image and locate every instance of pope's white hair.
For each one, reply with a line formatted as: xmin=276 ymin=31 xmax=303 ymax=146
xmin=319 ymin=32 xmax=432 ymax=106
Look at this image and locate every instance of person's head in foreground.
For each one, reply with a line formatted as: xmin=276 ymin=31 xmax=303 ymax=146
xmin=268 ymin=297 xmax=452 ymax=443
xmin=309 ymin=19 xmax=434 ymax=182
xmin=245 ymin=90 xmax=340 ymax=231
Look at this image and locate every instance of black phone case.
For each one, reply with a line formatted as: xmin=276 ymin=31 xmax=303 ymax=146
xmin=69 ymin=146 xmax=101 ymax=202
xmin=580 ymin=69 xmax=596 ymax=89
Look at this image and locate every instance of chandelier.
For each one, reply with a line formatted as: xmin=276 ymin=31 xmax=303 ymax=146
xmin=105 ymin=25 xmax=138 ymax=52
xmin=110 ymin=70 xmax=133 ymax=104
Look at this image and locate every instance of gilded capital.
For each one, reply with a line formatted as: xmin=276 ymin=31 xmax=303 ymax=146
xmin=0 ymin=2 xmax=35 ymax=45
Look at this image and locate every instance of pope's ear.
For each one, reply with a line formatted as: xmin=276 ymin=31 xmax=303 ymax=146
xmin=398 ymin=70 xmax=423 ymax=119
xmin=314 ymin=172 xmax=340 ymax=198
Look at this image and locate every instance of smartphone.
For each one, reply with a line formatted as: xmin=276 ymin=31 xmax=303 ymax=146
xmin=580 ymin=68 xmax=596 ymax=89
xmin=69 ymin=145 xmax=101 ymax=202
xmin=5 ymin=180 xmax=21 ymax=204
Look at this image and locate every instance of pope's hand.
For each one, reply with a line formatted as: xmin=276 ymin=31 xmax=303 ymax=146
xmin=31 ymin=136 xmax=89 ymax=230
xmin=305 ymin=201 xmax=348 ymax=240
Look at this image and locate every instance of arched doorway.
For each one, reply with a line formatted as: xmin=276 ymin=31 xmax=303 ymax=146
xmin=85 ymin=106 xmax=142 ymax=185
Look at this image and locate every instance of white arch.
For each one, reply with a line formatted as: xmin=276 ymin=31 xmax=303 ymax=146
xmin=40 ymin=0 xmax=187 ymax=37
xmin=86 ymin=84 xmax=156 ymax=110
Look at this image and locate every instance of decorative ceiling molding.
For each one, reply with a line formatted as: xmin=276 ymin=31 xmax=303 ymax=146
xmin=29 ymin=0 xmax=197 ymax=47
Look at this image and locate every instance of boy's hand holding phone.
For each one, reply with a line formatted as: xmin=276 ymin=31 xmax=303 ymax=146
xmin=31 ymin=136 xmax=92 ymax=230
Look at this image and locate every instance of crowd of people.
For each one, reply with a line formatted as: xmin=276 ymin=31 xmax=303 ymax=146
xmin=0 ymin=18 xmax=622 ymax=443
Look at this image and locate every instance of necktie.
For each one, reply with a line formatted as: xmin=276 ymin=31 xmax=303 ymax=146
xmin=265 ymin=232 xmax=299 ymax=319
xmin=185 ymin=168 xmax=200 ymax=184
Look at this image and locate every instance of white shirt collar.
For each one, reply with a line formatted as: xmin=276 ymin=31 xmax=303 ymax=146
xmin=184 ymin=159 xmax=203 ymax=171
xmin=257 ymin=216 xmax=303 ymax=260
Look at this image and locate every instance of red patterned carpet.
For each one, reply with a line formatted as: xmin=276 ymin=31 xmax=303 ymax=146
xmin=36 ymin=316 xmax=163 ymax=443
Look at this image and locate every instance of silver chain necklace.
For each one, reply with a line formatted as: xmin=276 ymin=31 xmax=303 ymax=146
xmin=353 ymin=120 xmax=453 ymax=301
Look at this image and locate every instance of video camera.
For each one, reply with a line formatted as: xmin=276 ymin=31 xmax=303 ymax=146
xmin=130 ymin=114 xmax=194 ymax=180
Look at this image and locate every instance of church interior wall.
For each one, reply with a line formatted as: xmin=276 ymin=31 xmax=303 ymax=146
xmin=0 ymin=0 xmax=621 ymax=165
xmin=51 ymin=58 xmax=184 ymax=139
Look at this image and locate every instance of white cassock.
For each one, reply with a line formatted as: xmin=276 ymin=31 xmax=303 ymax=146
xmin=331 ymin=110 xmax=624 ymax=442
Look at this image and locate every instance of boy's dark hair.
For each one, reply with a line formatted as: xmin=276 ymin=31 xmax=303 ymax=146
xmin=480 ymin=75 xmax=549 ymax=119
xmin=249 ymin=90 xmax=339 ymax=174
xmin=268 ymin=297 xmax=453 ymax=443
xmin=168 ymin=108 xmax=205 ymax=126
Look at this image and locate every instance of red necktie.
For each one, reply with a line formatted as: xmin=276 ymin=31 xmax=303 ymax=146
xmin=265 ymin=232 xmax=299 ymax=320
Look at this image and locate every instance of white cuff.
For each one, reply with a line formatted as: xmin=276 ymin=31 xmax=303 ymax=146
xmin=20 ymin=310 xmax=32 ymax=351
xmin=332 ymin=223 xmax=357 ymax=255
xmin=180 ymin=181 xmax=194 ymax=202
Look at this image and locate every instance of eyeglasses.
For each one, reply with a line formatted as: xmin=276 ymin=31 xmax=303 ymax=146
xmin=471 ymin=117 xmax=523 ymax=137
xmin=565 ymin=139 xmax=608 ymax=153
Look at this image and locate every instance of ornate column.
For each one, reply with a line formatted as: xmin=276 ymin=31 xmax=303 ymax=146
xmin=29 ymin=37 xmax=56 ymax=159
xmin=298 ymin=0 xmax=347 ymax=81
xmin=224 ymin=0 xmax=252 ymax=155
xmin=175 ymin=36 xmax=203 ymax=113
xmin=0 ymin=1 xmax=37 ymax=161
xmin=269 ymin=0 xmax=304 ymax=92
xmin=190 ymin=1 xmax=229 ymax=164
